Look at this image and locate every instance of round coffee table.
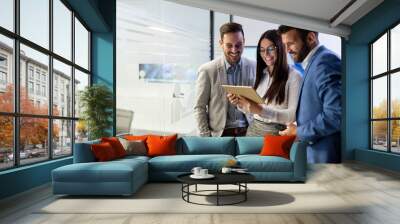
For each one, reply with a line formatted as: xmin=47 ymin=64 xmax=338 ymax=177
xmin=177 ymin=172 xmax=255 ymax=206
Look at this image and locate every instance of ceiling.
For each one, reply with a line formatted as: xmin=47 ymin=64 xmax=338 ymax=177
xmin=166 ymin=0 xmax=384 ymax=37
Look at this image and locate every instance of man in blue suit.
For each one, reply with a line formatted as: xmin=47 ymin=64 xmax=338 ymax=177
xmin=278 ymin=26 xmax=341 ymax=163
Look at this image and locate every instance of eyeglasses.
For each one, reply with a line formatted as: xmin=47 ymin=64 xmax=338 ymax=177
xmin=259 ymin=46 xmax=277 ymax=55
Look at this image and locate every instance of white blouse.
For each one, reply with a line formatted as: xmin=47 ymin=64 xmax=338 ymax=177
xmin=253 ymin=67 xmax=302 ymax=124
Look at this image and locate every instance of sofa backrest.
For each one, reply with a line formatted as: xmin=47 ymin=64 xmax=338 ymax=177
xmin=74 ymin=140 xmax=100 ymax=163
xmin=176 ymin=136 xmax=235 ymax=155
xmin=235 ymin=137 xmax=263 ymax=155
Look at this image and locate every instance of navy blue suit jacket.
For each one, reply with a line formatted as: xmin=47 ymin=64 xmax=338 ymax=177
xmin=297 ymin=46 xmax=342 ymax=163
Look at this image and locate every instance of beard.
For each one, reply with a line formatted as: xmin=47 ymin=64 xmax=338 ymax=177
xmin=224 ymin=52 xmax=241 ymax=65
xmin=292 ymin=43 xmax=311 ymax=63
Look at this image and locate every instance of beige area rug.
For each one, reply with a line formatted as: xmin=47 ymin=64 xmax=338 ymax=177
xmin=38 ymin=183 xmax=361 ymax=214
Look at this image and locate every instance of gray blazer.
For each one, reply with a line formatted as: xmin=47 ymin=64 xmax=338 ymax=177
xmin=194 ymin=57 xmax=256 ymax=137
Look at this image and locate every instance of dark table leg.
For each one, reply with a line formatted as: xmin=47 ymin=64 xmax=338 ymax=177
xmin=217 ymin=184 xmax=220 ymax=206
xmin=245 ymin=183 xmax=247 ymax=201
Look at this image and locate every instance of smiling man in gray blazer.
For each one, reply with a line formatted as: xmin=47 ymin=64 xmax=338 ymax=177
xmin=194 ymin=22 xmax=256 ymax=137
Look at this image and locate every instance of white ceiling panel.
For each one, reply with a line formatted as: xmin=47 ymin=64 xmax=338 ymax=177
xmin=166 ymin=0 xmax=384 ymax=38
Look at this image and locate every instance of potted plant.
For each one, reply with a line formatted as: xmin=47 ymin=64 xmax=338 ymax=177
xmin=79 ymin=84 xmax=113 ymax=140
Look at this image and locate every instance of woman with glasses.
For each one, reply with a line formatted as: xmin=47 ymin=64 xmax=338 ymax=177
xmin=227 ymin=29 xmax=302 ymax=136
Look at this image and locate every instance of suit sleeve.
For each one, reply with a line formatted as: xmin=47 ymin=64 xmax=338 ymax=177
xmin=193 ymin=69 xmax=212 ymax=137
xmin=297 ymin=62 xmax=342 ymax=142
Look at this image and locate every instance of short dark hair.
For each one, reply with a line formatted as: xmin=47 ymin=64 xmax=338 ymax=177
xmin=219 ymin=22 xmax=244 ymax=40
xmin=278 ymin=25 xmax=318 ymax=42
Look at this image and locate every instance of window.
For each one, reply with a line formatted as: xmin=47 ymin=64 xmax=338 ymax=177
xmin=20 ymin=0 xmax=49 ymax=49
xmin=0 ymin=0 xmax=14 ymax=32
xmin=116 ymin=0 xmax=209 ymax=135
xmin=213 ymin=12 xmax=230 ymax=59
xmin=75 ymin=18 xmax=89 ymax=70
xmin=0 ymin=71 xmax=6 ymax=85
xmin=28 ymin=67 xmax=34 ymax=80
xmin=53 ymin=59 xmax=72 ymax=116
xmin=116 ymin=0 xmax=342 ymax=136
xmin=0 ymin=1 xmax=91 ymax=170
xmin=42 ymin=85 xmax=46 ymax=97
xmin=371 ymin=23 xmax=400 ymax=154
xmin=53 ymin=0 xmax=72 ymax=60
xmin=28 ymin=81 xmax=34 ymax=94
xmin=0 ymin=35 xmax=13 ymax=113
xmin=35 ymin=84 xmax=40 ymax=95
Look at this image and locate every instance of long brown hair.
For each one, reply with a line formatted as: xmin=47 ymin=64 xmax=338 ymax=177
xmin=254 ymin=30 xmax=289 ymax=105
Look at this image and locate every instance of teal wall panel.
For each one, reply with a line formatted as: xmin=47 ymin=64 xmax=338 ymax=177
xmin=345 ymin=0 xmax=400 ymax=171
xmin=0 ymin=158 xmax=72 ymax=199
xmin=355 ymin=149 xmax=400 ymax=172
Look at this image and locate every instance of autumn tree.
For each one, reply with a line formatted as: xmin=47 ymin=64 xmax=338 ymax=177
xmin=0 ymin=84 xmax=60 ymax=151
xmin=372 ymin=99 xmax=400 ymax=143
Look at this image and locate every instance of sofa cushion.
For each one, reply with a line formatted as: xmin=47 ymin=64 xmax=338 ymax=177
xmin=148 ymin=154 xmax=235 ymax=172
xmin=101 ymin=137 xmax=127 ymax=158
xmin=177 ymin=137 xmax=235 ymax=155
xmin=91 ymin=142 xmax=118 ymax=161
xmin=260 ymin=135 xmax=296 ymax=159
xmin=236 ymin=155 xmax=293 ymax=172
xmin=147 ymin=134 xmax=177 ymax=157
xmin=52 ymin=159 xmax=147 ymax=183
xmin=118 ymin=138 xmax=147 ymax=156
xmin=235 ymin=137 xmax=263 ymax=155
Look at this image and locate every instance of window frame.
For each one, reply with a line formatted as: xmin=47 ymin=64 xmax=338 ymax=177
xmin=370 ymin=20 xmax=400 ymax=154
xmin=0 ymin=0 xmax=92 ymax=171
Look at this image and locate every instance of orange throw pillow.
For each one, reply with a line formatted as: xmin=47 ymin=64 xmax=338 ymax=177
xmin=101 ymin=137 xmax=127 ymax=158
xmin=91 ymin=142 xmax=117 ymax=161
xmin=146 ymin=134 xmax=177 ymax=157
xmin=259 ymin=135 xmax=296 ymax=159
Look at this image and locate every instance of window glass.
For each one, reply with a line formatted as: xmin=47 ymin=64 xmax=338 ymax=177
xmin=391 ymin=72 xmax=400 ymax=118
xmin=20 ymin=0 xmax=49 ymax=49
xmin=0 ymin=0 xmax=14 ymax=31
xmin=53 ymin=0 xmax=72 ymax=60
xmin=391 ymin=120 xmax=400 ymax=153
xmin=0 ymin=116 xmax=13 ymax=170
xmin=20 ymin=44 xmax=49 ymax=115
xmin=53 ymin=119 xmax=72 ymax=158
xmin=372 ymin=77 xmax=387 ymax=119
xmin=74 ymin=18 xmax=89 ymax=69
xmin=75 ymin=120 xmax=88 ymax=143
xmin=74 ymin=69 xmax=89 ymax=118
xmin=372 ymin=121 xmax=388 ymax=151
xmin=0 ymin=34 xmax=13 ymax=112
xmin=53 ymin=59 xmax=72 ymax=116
xmin=391 ymin=24 xmax=400 ymax=70
xmin=116 ymin=0 xmax=209 ymax=136
xmin=372 ymin=33 xmax=387 ymax=76
xmin=19 ymin=117 xmax=49 ymax=165
xmin=214 ymin=12 xmax=230 ymax=59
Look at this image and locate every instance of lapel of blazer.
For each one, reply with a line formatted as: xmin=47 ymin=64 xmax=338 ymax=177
xmin=240 ymin=58 xmax=250 ymax=85
xmin=296 ymin=46 xmax=326 ymax=114
xmin=217 ymin=57 xmax=228 ymax=111
xmin=217 ymin=57 xmax=228 ymax=85
xmin=298 ymin=46 xmax=326 ymax=96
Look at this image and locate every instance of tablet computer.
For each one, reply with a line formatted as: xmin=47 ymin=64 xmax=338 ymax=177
xmin=221 ymin=85 xmax=264 ymax=104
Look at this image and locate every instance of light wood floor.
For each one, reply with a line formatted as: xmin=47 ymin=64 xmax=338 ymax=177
xmin=1 ymin=162 xmax=400 ymax=224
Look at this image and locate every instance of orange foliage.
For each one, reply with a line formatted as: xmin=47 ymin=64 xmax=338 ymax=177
xmin=0 ymin=84 xmax=60 ymax=149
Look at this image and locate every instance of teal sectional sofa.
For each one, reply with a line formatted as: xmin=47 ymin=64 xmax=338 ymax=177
xmin=52 ymin=137 xmax=307 ymax=196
